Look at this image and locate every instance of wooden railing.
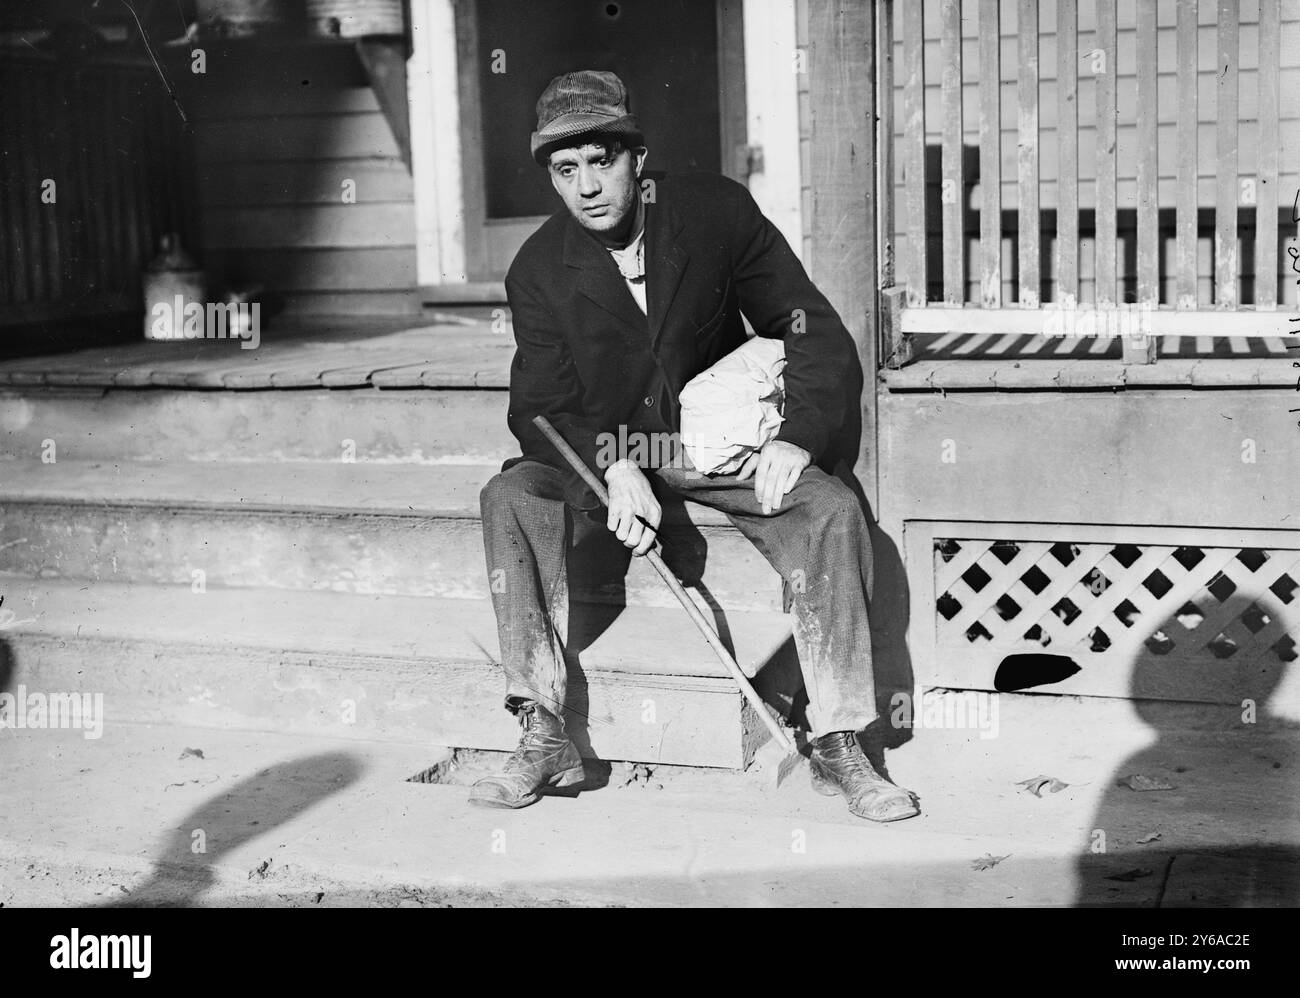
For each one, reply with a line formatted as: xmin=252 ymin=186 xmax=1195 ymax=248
xmin=880 ymin=0 xmax=1295 ymax=369
xmin=0 ymin=51 xmax=197 ymax=328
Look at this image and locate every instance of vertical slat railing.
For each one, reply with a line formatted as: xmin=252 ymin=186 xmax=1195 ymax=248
xmin=1214 ymin=1 xmax=1239 ymax=308
xmin=1257 ymin=0 xmax=1280 ymax=310
xmin=1130 ymin=0 xmax=1159 ymax=362
xmin=940 ymin=0 xmax=963 ymax=305
xmin=1094 ymin=0 xmax=1117 ymax=308
xmin=0 ymin=92 xmax=10 ymax=305
xmin=0 ymin=58 xmax=185 ymax=323
xmin=19 ymin=70 xmax=47 ymax=303
xmin=89 ymin=69 xmax=110 ymax=297
xmin=1135 ymin=3 xmax=1158 ymax=305
xmin=101 ymin=70 xmax=126 ymax=298
xmin=1017 ymin=0 xmax=1039 ymax=307
xmin=978 ymin=0 xmax=1000 ymax=307
xmin=903 ymin=0 xmax=927 ymax=306
xmin=1175 ymin=0 xmax=1198 ymax=310
xmin=1055 ymin=0 xmax=1078 ymax=308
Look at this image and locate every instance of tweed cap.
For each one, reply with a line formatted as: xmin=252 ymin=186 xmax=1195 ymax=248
xmin=531 ymin=69 xmax=644 ymax=165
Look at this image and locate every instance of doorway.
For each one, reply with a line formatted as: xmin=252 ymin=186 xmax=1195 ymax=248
xmin=454 ymin=0 xmax=747 ymax=282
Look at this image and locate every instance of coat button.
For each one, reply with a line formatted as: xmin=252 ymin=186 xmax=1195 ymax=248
xmin=643 ymin=395 xmax=655 ymax=407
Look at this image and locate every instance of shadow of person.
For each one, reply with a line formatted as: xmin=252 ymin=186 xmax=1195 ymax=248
xmin=101 ymin=750 xmax=364 ymax=907
xmin=1074 ymin=590 xmax=1300 ymax=907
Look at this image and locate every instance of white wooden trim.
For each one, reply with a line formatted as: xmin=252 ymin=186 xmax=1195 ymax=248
xmin=900 ymin=305 xmax=1300 ymax=339
xmin=908 ymin=519 xmax=1300 ymax=551
xmin=408 ymin=0 xmax=466 ymax=284
xmin=904 ymin=521 xmax=943 ymax=688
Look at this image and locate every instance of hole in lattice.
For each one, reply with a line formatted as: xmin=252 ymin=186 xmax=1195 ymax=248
xmin=1024 ymin=623 xmax=1051 ymax=647
xmin=1083 ymin=568 xmax=1111 ymax=596
xmin=1110 ymin=544 xmax=1142 ymax=569
xmin=1089 ymin=627 xmax=1111 ymax=653
xmin=1207 ymin=572 xmax=1236 ymax=603
xmin=1176 ymin=602 xmax=1204 ymax=629
xmin=1237 ymin=548 xmax=1268 ymax=572
xmin=1051 ymin=596 xmax=1081 ymax=626
xmin=965 ymin=620 xmax=993 ymax=643
xmin=1207 ymin=632 xmax=1238 ymax=658
xmin=1240 ymin=602 xmax=1270 ymax=635
xmin=936 ymin=592 xmax=961 ymax=621
xmin=961 ymin=562 xmax=991 ymax=593
xmin=1274 ymin=635 xmax=1298 ymax=663
xmin=994 ymin=594 xmax=1021 ymax=620
xmin=1142 ymin=569 xmax=1172 ymax=599
xmin=1146 ymin=630 xmax=1175 ymax=655
xmin=935 ymin=538 xmax=961 ymax=562
xmin=1172 ymin=547 xmax=1205 ymax=571
xmin=1270 ymin=573 xmax=1298 ymax=605
xmin=1113 ymin=599 xmax=1140 ymax=628
xmin=989 ymin=541 xmax=1020 ymax=565
xmin=1020 ymin=563 xmax=1050 ymax=595
xmin=993 ymin=653 xmax=1080 ymax=692
xmin=1049 ymin=542 xmax=1080 ymax=567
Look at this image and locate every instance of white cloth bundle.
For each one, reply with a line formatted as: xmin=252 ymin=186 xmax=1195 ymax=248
xmin=679 ymin=336 xmax=786 ymax=474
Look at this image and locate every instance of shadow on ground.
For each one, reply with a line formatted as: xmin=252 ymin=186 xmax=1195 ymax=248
xmin=1074 ymin=591 xmax=1300 ymax=906
xmin=101 ymin=751 xmax=364 ymax=907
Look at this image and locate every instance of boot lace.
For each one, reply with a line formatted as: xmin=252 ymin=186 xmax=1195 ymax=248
xmin=832 ymin=732 xmax=880 ymax=780
xmin=504 ymin=709 xmax=548 ymax=770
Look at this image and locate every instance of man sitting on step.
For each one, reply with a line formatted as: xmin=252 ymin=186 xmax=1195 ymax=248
xmin=471 ymin=70 xmax=918 ymax=823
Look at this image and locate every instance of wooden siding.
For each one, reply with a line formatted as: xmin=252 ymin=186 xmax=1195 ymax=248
xmin=184 ymin=43 xmax=418 ymax=316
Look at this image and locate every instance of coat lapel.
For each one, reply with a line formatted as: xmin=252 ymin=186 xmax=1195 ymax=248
xmin=563 ymin=215 xmax=647 ymax=335
xmin=645 ymin=198 xmax=689 ymax=348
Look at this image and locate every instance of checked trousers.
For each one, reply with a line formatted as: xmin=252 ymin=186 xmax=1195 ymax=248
xmin=479 ymin=459 xmax=879 ymax=737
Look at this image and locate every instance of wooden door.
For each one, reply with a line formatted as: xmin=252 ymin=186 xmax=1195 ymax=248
xmin=454 ymin=0 xmax=747 ymax=283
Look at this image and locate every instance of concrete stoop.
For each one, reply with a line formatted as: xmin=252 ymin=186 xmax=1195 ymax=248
xmin=0 ymin=324 xmax=793 ymax=769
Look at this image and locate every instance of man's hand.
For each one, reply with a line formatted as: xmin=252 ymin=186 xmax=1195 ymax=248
xmin=736 ymin=440 xmax=811 ymax=514
xmin=605 ymin=459 xmax=662 ymax=556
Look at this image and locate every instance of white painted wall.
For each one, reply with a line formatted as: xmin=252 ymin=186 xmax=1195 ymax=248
xmin=743 ymin=0 xmax=805 ymax=262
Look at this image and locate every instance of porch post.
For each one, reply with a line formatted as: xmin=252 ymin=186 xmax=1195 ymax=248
xmin=408 ymin=0 xmax=467 ymax=284
xmin=804 ymin=0 xmax=880 ymax=513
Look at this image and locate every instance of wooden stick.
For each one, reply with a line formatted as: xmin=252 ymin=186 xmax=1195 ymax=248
xmin=532 ymin=415 xmax=794 ymax=753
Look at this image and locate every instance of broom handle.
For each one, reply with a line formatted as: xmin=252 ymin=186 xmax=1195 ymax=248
xmin=532 ymin=415 xmax=793 ymax=753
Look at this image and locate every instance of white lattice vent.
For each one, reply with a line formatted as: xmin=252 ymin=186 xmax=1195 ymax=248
xmin=934 ymin=539 xmax=1300 ymax=668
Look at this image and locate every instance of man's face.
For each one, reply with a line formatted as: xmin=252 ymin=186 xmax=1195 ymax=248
xmin=547 ymin=141 xmax=648 ymax=246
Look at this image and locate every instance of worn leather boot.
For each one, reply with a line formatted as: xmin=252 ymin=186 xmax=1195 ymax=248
xmin=468 ymin=700 xmax=585 ymax=809
xmin=809 ymin=730 xmax=920 ymax=822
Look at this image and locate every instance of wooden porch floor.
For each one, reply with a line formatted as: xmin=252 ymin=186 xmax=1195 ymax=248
xmin=2 ymin=313 xmax=1294 ymax=394
xmin=0 ymin=313 xmax=512 ymax=390
xmin=884 ymin=330 xmax=1299 ymax=391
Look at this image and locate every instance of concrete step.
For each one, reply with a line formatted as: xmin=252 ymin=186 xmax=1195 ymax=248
xmin=1 ymin=386 xmax=515 ymax=464
xmin=0 ymin=576 xmax=797 ymax=768
xmin=0 ymin=459 xmax=784 ymax=611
